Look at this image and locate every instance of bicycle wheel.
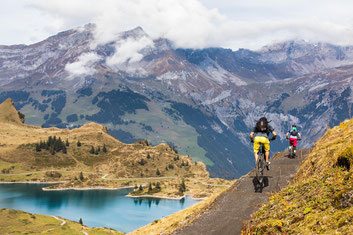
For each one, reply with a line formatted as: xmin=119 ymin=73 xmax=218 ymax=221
xmin=258 ymin=153 xmax=264 ymax=183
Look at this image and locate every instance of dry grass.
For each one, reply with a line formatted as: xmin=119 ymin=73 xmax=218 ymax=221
xmin=129 ymin=181 xmax=234 ymax=235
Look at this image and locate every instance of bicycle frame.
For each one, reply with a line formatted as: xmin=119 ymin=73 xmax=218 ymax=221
xmin=256 ymin=143 xmax=266 ymax=183
xmin=288 ymin=142 xmax=295 ymax=158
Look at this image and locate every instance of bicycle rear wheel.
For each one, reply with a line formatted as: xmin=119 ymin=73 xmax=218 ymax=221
xmin=256 ymin=153 xmax=265 ymax=183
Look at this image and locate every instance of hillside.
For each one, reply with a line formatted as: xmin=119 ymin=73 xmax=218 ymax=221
xmin=0 ymin=208 xmax=122 ymax=235
xmin=0 ymin=99 xmax=231 ymax=199
xmin=1 ymin=25 xmax=353 ymax=179
xmin=243 ymin=119 xmax=353 ymax=234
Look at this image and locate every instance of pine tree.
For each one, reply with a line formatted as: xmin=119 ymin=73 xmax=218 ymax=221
xmin=79 ymin=172 xmax=84 ymax=181
xmin=77 ymin=140 xmax=81 ymax=147
xmin=139 ymin=185 xmax=143 ymax=191
xmin=48 ymin=136 xmax=52 ymax=146
xmin=156 ymin=168 xmax=160 ymax=176
xmin=179 ymin=179 xmax=186 ymax=193
xmin=148 ymin=183 xmax=152 ymax=193
xmin=40 ymin=140 xmax=45 ymax=149
xmin=102 ymin=144 xmax=107 ymax=153
xmin=35 ymin=143 xmax=41 ymax=152
xmin=90 ymin=146 xmax=95 ymax=154
xmin=66 ymin=139 xmax=69 ymax=147
xmin=62 ymin=145 xmax=67 ymax=154
xmin=54 ymin=139 xmax=59 ymax=152
xmin=79 ymin=218 xmax=83 ymax=225
xmin=50 ymin=146 xmax=55 ymax=155
xmin=95 ymin=147 xmax=99 ymax=155
xmin=147 ymin=153 xmax=151 ymax=159
xmin=45 ymin=141 xmax=49 ymax=150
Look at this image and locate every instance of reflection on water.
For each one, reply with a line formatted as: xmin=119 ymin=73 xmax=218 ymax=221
xmin=0 ymin=184 xmax=197 ymax=233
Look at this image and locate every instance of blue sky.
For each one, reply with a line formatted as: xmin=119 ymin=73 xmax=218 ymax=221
xmin=1 ymin=0 xmax=353 ymax=50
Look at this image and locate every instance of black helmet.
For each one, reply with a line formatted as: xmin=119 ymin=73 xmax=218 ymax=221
xmin=292 ymin=124 xmax=296 ymax=128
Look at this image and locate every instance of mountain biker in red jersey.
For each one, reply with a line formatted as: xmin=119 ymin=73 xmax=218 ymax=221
xmin=250 ymin=117 xmax=277 ymax=170
xmin=286 ymin=124 xmax=302 ymax=156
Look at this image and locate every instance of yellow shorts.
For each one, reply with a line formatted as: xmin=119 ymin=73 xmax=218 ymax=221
xmin=253 ymin=136 xmax=270 ymax=153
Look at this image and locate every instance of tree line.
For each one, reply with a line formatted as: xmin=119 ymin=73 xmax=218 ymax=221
xmin=35 ymin=136 xmax=68 ymax=155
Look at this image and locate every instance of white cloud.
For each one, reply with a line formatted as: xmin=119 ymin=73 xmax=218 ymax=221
xmin=106 ymin=35 xmax=154 ymax=68
xmin=2 ymin=0 xmax=353 ymax=50
xmin=65 ymin=52 xmax=101 ymax=77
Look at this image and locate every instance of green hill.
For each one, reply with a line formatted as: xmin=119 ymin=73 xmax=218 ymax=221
xmin=243 ymin=119 xmax=353 ymax=234
xmin=0 ymin=208 xmax=122 ymax=235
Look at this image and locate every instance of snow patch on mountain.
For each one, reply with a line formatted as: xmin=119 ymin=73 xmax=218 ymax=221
xmin=203 ymin=63 xmax=247 ymax=86
xmin=308 ymin=82 xmax=329 ymax=92
xmin=203 ymin=90 xmax=231 ymax=105
xmin=211 ymin=122 xmax=223 ymax=134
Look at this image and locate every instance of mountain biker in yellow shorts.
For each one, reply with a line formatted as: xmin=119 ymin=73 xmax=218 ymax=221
xmin=250 ymin=117 xmax=277 ymax=170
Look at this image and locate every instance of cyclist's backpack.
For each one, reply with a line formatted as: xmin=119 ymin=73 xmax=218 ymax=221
xmin=291 ymin=128 xmax=298 ymax=136
xmin=255 ymin=117 xmax=269 ymax=133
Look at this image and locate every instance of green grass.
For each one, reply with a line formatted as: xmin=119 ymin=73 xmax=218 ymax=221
xmin=0 ymin=208 xmax=123 ymax=234
xmin=119 ymin=102 xmax=213 ymax=166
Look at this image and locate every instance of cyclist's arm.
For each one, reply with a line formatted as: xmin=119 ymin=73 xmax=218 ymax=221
xmin=250 ymin=131 xmax=254 ymax=140
xmin=271 ymin=131 xmax=277 ymax=140
xmin=298 ymin=133 xmax=302 ymax=140
xmin=286 ymin=132 xmax=289 ymax=138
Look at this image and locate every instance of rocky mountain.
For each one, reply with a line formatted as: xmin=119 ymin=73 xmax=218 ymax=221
xmin=0 ymin=24 xmax=352 ymax=179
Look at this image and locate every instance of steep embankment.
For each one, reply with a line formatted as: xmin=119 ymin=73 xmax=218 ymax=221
xmin=243 ymin=119 xmax=353 ymax=234
xmin=0 ymin=98 xmax=230 ymax=199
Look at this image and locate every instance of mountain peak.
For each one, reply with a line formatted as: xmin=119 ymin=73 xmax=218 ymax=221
xmin=0 ymin=98 xmax=25 ymax=124
xmin=120 ymin=26 xmax=149 ymax=40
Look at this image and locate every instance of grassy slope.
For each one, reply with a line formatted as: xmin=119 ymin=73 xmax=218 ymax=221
xmin=115 ymin=102 xmax=212 ymax=165
xmin=0 ymin=208 xmax=123 ymax=235
xmin=243 ymin=119 xmax=353 ymax=234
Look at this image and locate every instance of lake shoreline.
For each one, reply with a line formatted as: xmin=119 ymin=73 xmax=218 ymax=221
xmin=0 ymin=181 xmax=206 ymax=200
xmin=0 ymin=181 xmax=64 ymax=184
xmin=42 ymin=185 xmax=135 ymax=191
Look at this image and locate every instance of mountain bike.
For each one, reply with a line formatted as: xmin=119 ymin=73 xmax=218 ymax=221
xmin=287 ymin=138 xmax=301 ymax=159
xmin=288 ymin=145 xmax=295 ymax=159
xmin=256 ymin=143 xmax=266 ymax=184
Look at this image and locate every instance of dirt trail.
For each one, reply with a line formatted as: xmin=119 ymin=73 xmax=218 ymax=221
xmin=174 ymin=148 xmax=311 ymax=235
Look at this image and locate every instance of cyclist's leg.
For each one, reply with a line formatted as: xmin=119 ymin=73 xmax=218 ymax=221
xmin=292 ymin=138 xmax=298 ymax=154
xmin=253 ymin=137 xmax=261 ymax=164
xmin=263 ymin=138 xmax=270 ymax=162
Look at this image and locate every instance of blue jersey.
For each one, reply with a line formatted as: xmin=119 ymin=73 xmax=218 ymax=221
xmin=288 ymin=130 xmax=300 ymax=139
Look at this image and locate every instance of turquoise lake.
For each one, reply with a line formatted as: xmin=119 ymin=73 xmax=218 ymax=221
xmin=0 ymin=184 xmax=199 ymax=233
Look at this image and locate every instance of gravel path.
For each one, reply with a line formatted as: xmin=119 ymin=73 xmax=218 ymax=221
xmin=174 ymin=148 xmax=311 ymax=235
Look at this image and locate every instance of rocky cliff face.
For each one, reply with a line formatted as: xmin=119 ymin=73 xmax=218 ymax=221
xmin=0 ymin=24 xmax=352 ymax=178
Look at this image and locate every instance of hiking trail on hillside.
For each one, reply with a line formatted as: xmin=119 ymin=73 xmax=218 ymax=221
xmin=174 ymin=148 xmax=311 ymax=235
